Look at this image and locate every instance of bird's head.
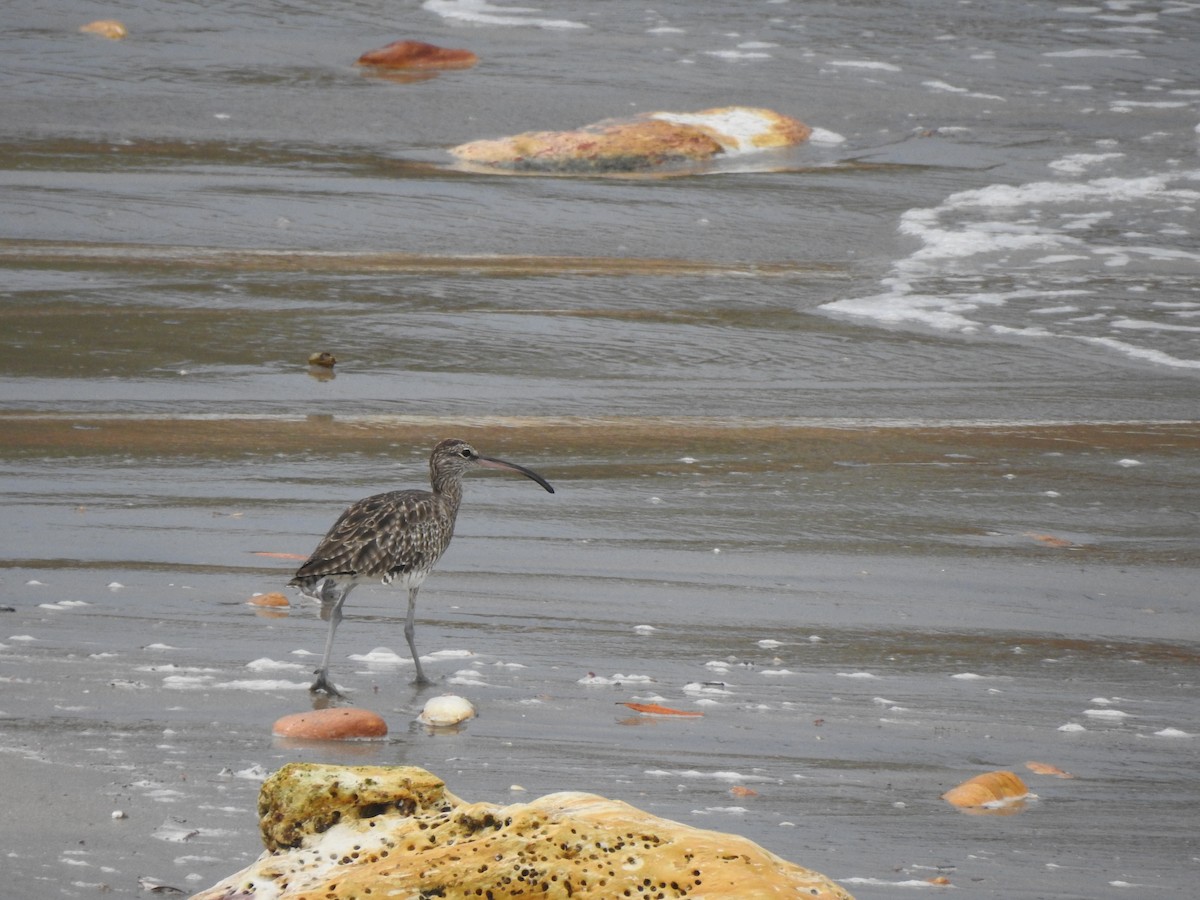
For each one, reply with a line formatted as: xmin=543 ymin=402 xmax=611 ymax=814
xmin=430 ymin=439 xmax=555 ymax=494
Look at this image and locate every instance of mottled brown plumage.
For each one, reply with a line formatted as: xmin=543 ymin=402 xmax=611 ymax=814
xmin=289 ymin=438 xmax=554 ymax=694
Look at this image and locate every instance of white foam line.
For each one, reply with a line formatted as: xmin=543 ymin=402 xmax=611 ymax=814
xmin=922 ymin=80 xmax=1006 ymax=101
xmin=1043 ymin=48 xmax=1144 ymax=58
xmin=644 ymin=769 xmax=775 ymax=782
xmin=1076 ymin=336 xmax=1200 ymax=369
xmin=1049 ymin=152 xmax=1124 ymax=174
xmin=422 ymin=0 xmax=586 ymax=29
xmin=1110 ymin=317 xmax=1200 ymax=333
xmin=828 ymin=60 xmax=902 ymax=72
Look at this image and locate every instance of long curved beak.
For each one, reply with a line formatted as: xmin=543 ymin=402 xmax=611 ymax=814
xmin=477 ymin=455 xmax=555 ymax=494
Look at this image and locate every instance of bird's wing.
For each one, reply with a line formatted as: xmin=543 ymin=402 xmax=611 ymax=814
xmin=291 ymin=490 xmax=453 ymax=583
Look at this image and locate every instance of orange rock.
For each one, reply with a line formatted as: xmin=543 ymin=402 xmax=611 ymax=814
xmin=356 ymin=40 xmax=478 ymax=70
xmin=272 ymin=707 xmax=388 ymax=741
xmin=80 ymin=19 xmax=128 ymax=39
xmin=248 ymin=592 xmax=290 ymax=608
xmin=942 ymin=770 xmax=1030 ymax=810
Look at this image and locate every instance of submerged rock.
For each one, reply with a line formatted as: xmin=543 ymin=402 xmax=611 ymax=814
xmin=189 ymin=763 xmax=855 ymax=899
xmin=450 ymin=106 xmax=812 ymax=174
xmin=356 ymin=39 xmax=478 ymax=70
xmin=942 ymin=769 xmax=1032 ymax=814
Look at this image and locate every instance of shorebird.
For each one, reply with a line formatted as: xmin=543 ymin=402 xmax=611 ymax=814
xmin=289 ymin=438 xmax=555 ymax=695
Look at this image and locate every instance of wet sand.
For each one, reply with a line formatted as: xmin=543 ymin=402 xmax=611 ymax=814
xmin=2 ymin=419 xmax=1197 ymax=898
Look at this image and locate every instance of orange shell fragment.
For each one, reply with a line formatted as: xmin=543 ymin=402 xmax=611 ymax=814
xmin=80 ymin=19 xmax=128 ymax=39
xmin=1025 ymin=760 xmax=1075 ymax=778
xmin=621 ymin=702 xmax=703 ymax=717
xmin=248 ymin=592 xmax=290 ymax=608
xmin=1024 ymin=532 xmax=1076 ymax=548
xmin=941 ymin=770 xmax=1030 ymax=808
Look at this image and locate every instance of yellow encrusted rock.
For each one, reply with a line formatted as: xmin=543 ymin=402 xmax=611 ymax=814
xmin=257 ymin=763 xmax=458 ymax=852
xmin=450 ymin=106 xmax=811 ymax=174
xmin=192 ymin=763 xmax=855 ymax=900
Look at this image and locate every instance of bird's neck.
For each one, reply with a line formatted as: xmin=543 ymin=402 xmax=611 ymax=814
xmin=431 ymin=474 xmax=464 ymax=513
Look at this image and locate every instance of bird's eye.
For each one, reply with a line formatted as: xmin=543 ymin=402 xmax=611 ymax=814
xmin=460 ymin=448 xmax=472 ymax=458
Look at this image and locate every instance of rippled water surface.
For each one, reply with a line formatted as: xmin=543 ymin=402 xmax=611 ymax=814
xmin=1 ymin=1 xmax=1198 ymax=898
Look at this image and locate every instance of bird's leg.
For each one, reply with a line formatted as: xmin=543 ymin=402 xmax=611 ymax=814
xmin=405 ymin=585 xmax=429 ymax=685
xmin=311 ymin=581 xmax=351 ymax=698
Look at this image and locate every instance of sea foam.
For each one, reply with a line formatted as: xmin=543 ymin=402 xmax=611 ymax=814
xmin=821 ymin=167 xmax=1200 ymax=370
xmin=422 ymin=0 xmax=586 ymax=29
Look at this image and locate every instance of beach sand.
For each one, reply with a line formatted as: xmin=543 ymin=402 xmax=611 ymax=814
xmin=3 ymin=535 xmax=1197 ymax=898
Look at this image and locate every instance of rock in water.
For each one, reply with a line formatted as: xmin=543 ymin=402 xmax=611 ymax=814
xmin=247 ymin=591 xmax=290 ymax=608
xmin=417 ymin=693 xmax=477 ymax=726
xmin=941 ymin=769 xmax=1032 ymax=813
xmin=450 ymin=106 xmax=812 ymax=174
xmin=356 ymin=39 xmax=478 ymax=70
xmin=189 ymin=763 xmax=855 ymax=899
xmin=271 ymin=708 xmax=388 ymax=741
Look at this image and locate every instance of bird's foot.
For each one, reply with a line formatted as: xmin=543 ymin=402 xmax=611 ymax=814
xmin=310 ymin=671 xmax=348 ymax=699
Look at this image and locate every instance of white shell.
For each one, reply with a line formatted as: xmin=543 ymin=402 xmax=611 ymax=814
xmin=417 ymin=694 xmax=476 ymax=727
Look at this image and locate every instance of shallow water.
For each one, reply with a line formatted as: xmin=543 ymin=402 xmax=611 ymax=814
xmin=1 ymin=1 xmax=1198 ymax=898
